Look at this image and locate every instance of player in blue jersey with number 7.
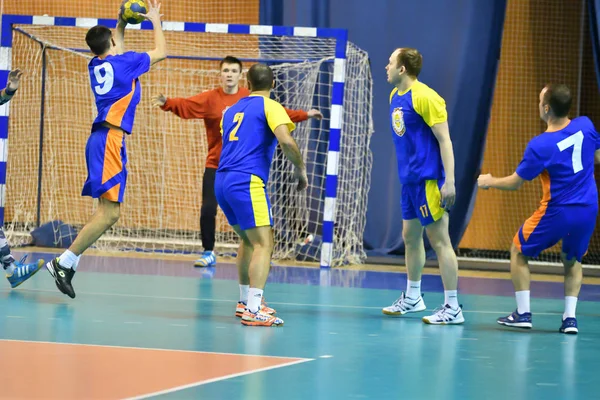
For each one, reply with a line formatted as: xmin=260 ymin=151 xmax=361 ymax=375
xmin=216 ymin=63 xmax=308 ymax=327
xmin=382 ymin=48 xmax=464 ymax=325
xmin=45 ymin=0 xmax=167 ymax=298
xmin=478 ymin=84 xmax=599 ymax=334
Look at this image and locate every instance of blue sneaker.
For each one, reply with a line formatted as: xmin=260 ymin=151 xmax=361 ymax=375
xmin=194 ymin=251 xmax=216 ymax=268
xmin=559 ymin=317 xmax=578 ymax=334
xmin=497 ymin=309 xmax=532 ymax=329
xmin=6 ymin=256 xmax=44 ymax=288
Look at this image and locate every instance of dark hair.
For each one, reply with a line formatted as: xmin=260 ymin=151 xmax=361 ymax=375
xmin=247 ymin=63 xmax=273 ymax=91
xmin=85 ymin=25 xmax=113 ymax=56
xmin=220 ymin=56 xmax=243 ymax=71
xmin=543 ymin=84 xmax=572 ymax=118
xmin=396 ymin=48 xmax=423 ymax=78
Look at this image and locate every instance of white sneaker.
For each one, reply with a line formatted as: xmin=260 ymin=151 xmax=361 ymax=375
xmin=422 ymin=304 xmax=464 ymax=325
xmin=382 ymin=292 xmax=426 ymax=316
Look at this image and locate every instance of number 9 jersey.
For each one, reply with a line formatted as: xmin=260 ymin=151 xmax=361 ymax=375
xmin=88 ymin=51 xmax=151 ymax=134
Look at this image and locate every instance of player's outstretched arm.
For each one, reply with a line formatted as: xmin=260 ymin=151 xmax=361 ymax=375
xmin=139 ymin=0 xmax=167 ymax=65
xmin=284 ymin=107 xmax=323 ymax=123
xmin=478 ymin=172 xmax=524 ymax=191
xmin=151 ymin=92 xmax=209 ymax=119
xmin=114 ymin=17 xmax=127 ymax=55
xmin=0 ymin=69 xmax=22 ymax=105
xmin=431 ymin=121 xmax=456 ymax=208
xmin=273 ymin=124 xmax=308 ymax=191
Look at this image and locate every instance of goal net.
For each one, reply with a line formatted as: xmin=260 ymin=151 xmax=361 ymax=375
xmin=1 ymin=17 xmax=373 ymax=267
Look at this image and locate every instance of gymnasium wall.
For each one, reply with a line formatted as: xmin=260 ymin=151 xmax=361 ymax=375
xmin=459 ymin=0 xmax=600 ymax=260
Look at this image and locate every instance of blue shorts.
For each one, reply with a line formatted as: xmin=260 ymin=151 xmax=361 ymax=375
xmin=81 ymin=125 xmax=128 ymax=203
xmin=514 ymin=204 xmax=598 ymax=262
xmin=401 ymin=179 xmax=446 ymax=226
xmin=214 ymin=171 xmax=273 ymax=231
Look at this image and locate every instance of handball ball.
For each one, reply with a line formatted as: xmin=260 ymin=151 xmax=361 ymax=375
xmin=120 ymin=0 xmax=147 ymax=25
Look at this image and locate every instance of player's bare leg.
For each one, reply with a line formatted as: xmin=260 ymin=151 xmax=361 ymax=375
xmin=232 ymin=226 xmax=277 ymax=317
xmin=46 ymin=198 xmax=120 ymax=298
xmin=561 ymin=252 xmax=581 ymax=333
xmin=237 ymin=226 xmax=282 ymax=327
xmin=426 ymin=214 xmax=458 ymax=291
xmin=497 ymin=244 xmax=533 ymax=329
xmin=382 ymin=218 xmax=427 ymax=316
xmin=422 ymin=213 xmax=464 ymax=324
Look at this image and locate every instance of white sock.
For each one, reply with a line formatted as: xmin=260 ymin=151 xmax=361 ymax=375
xmin=247 ymin=288 xmax=264 ymax=313
xmin=5 ymin=263 xmax=15 ymax=275
xmin=72 ymin=256 xmax=81 ymax=271
xmin=406 ymin=280 xmax=421 ymax=299
xmin=445 ymin=290 xmax=459 ymax=309
xmin=515 ymin=290 xmax=530 ymax=314
xmin=239 ymin=284 xmax=249 ymax=303
xmin=58 ymin=250 xmax=78 ymax=269
xmin=563 ymin=296 xmax=577 ymax=319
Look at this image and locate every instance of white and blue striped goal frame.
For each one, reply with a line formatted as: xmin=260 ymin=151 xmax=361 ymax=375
xmin=0 ymin=14 xmax=347 ymax=268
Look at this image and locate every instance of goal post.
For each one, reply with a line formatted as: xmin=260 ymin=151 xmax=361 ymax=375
xmin=0 ymin=14 xmax=374 ymax=268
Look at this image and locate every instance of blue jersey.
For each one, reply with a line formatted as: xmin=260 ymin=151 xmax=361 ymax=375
xmin=516 ymin=116 xmax=600 ymax=207
xmin=218 ymin=94 xmax=295 ymax=183
xmin=88 ymin=51 xmax=151 ymax=134
xmin=389 ymin=80 xmax=448 ymax=184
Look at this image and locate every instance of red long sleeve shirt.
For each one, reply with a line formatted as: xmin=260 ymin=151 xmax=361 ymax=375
xmin=161 ymin=87 xmax=309 ymax=168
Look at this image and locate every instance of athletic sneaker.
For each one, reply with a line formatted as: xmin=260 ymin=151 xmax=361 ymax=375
xmin=235 ymin=298 xmax=276 ymax=317
xmin=194 ymin=251 xmax=216 ymax=268
xmin=46 ymin=258 xmax=76 ymax=299
xmin=6 ymin=256 xmax=44 ymax=288
xmin=559 ymin=317 xmax=578 ymax=334
xmin=497 ymin=309 xmax=532 ymax=329
xmin=241 ymin=309 xmax=284 ymax=327
xmin=382 ymin=292 xmax=426 ymax=316
xmin=423 ymin=304 xmax=465 ymax=325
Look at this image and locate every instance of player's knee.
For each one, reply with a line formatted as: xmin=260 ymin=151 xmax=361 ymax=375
xmin=428 ymin=234 xmax=451 ymax=253
xmin=103 ymin=205 xmax=121 ymax=226
xmin=402 ymin=228 xmax=422 ymax=248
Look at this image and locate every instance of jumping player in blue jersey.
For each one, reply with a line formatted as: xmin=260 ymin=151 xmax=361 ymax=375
xmin=478 ymin=84 xmax=599 ymax=334
xmin=382 ymin=48 xmax=464 ymax=325
xmin=46 ymin=0 xmax=167 ymax=298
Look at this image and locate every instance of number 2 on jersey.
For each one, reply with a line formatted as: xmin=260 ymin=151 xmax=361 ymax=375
xmin=93 ymin=62 xmax=114 ymax=95
xmin=557 ymin=130 xmax=583 ymax=173
xmin=229 ymin=112 xmax=244 ymax=141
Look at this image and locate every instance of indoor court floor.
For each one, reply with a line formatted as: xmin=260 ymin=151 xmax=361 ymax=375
xmin=1 ymin=249 xmax=599 ymax=399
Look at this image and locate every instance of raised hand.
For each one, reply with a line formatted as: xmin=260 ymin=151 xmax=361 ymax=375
xmin=138 ymin=0 xmax=163 ymax=24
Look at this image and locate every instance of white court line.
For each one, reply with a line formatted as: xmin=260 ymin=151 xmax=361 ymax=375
xmin=0 ymin=288 xmax=570 ymax=316
xmin=125 ymin=358 xmax=313 ymax=399
xmin=0 ymin=339 xmax=313 ymax=400
xmin=0 ymin=338 xmax=313 ymax=361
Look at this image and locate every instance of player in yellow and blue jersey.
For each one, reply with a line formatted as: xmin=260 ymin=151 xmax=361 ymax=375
xmin=216 ymin=63 xmax=308 ymax=327
xmin=0 ymin=69 xmax=45 ymax=288
xmin=479 ymin=84 xmax=599 ymax=334
xmin=381 ymin=48 xmax=464 ymax=325
xmin=45 ymin=0 xmax=167 ymax=298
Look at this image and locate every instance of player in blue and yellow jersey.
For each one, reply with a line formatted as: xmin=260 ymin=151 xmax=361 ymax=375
xmin=45 ymin=0 xmax=167 ymax=298
xmin=478 ymin=84 xmax=599 ymax=334
xmin=0 ymin=69 xmax=45 ymax=288
xmin=382 ymin=48 xmax=464 ymax=325
xmin=216 ymin=63 xmax=308 ymax=327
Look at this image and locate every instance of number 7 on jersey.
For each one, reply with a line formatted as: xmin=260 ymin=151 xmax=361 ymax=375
xmin=557 ymin=130 xmax=583 ymax=174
